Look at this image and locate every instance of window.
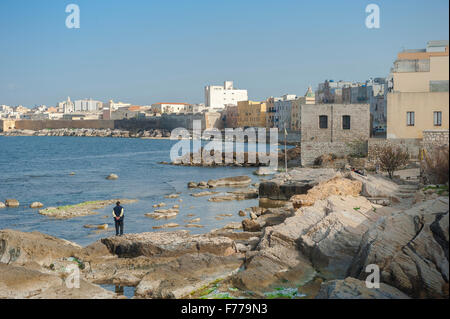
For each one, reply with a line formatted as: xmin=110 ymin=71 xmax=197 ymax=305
xmin=319 ymin=115 xmax=328 ymax=129
xmin=407 ymin=112 xmax=415 ymax=126
xmin=434 ymin=111 xmax=442 ymax=126
xmin=342 ymin=115 xmax=351 ymax=130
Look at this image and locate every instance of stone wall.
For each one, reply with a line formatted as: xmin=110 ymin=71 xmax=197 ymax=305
xmin=301 ymin=141 xmax=353 ymax=167
xmin=368 ymin=138 xmax=423 ymax=161
xmin=422 ymin=130 xmax=449 ymax=152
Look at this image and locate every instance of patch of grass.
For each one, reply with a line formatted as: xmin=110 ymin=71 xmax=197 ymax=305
xmin=423 ymin=185 xmax=449 ymax=195
xmin=263 ymin=287 xmax=305 ymax=299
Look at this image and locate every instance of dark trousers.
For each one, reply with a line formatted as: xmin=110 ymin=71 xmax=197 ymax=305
xmin=114 ymin=218 xmax=124 ymax=235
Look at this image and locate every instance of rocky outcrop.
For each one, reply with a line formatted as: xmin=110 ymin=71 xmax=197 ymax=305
xmin=290 ymin=177 xmax=362 ymax=209
xmin=101 ymin=231 xmax=237 ymax=258
xmin=4 ymin=199 xmax=19 ymax=208
xmin=349 ymin=197 xmax=449 ymax=299
xmin=295 ymin=195 xmax=387 ymax=278
xmin=0 ymin=229 xmax=81 ymax=266
xmin=259 ymin=168 xmax=340 ymax=200
xmin=2 ymin=128 xmax=170 ymax=139
xmin=207 ymin=176 xmax=252 ymax=188
xmin=135 ymin=253 xmax=243 ymax=298
xmin=316 ymin=277 xmax=410 ymax=299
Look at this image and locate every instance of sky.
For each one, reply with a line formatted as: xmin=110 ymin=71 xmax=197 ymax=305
xmin=0 ymin=0 xmax=448 ymax=107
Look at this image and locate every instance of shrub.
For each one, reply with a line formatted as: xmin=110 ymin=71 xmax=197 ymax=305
xmin=377 ymin=145 xmax=410 ymax=179
xmin=422 ymin=146 xmax=449 ymax=185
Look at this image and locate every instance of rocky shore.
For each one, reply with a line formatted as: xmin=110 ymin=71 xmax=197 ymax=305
xmin=1 ymin=128 xmax=170 ymax=138
xmin=168 ymin=146 xmax=301 ymax=168
xmin=1 ymin=167 xmax=447 ymax=299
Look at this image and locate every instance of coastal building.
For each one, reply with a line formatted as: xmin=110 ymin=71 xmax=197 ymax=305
xmin=0 ymin=119 xmax=16 ymax=132
xmin=151 ymin=102 xmax=190 ymax=114
xmin=387 ymin=40 xmax=449 ymax=139
xmin=265 ymin=96 xmax=282 ymax=128
xmin=291 ymin=87 xmax=315 ymax=131
xmin=300 ymin=103 xmax=371 ymax=143
xmin=222 ymin=105 xmax=239 ymax=128
xmin=186 ymin=103 xmax=207 ymax=114
xmin=106 ymin=100 xmax=131 ymax=112
xmin=74 ymin=99 xmax=103 ymax=112
xmin=237 ymin=100 xmax=267 ymax=128
xmin=205 ymin=81 xmax=248 ymax=110
xmin=273 ymin=94 xmax=297 ymax=130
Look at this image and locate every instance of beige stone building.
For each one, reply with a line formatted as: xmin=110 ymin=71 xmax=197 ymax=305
xmin=291 ymin=87 xmax=315 ymax=131
xmin=237 ymin=100 xmax=267 ymax=128
xmin=387 ymin=40 xmax=449 ymax=139
xmin=0 ymin=119 xmax=16 ymax=132
xmin=300 ymin=103 xmax=370 ymax=143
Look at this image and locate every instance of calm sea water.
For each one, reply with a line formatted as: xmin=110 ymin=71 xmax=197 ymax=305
xmin=0 ymin=136 xmax=267 ymax=246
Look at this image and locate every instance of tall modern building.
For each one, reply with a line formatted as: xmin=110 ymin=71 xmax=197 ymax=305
xmin=205 ymin=81 xmax=248 ymax=110
xmin=74 ymin=99 xmax=103 ymax=112
xmin=387 ymin=40 xmax=449 ymax=139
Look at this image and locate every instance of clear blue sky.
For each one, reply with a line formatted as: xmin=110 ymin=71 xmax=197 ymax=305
xmin=0 ymin=0 xmax=448 ymax=107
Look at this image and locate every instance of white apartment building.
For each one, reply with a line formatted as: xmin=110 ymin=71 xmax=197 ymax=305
xmin=205 ymin=81 xmax=248 ymax=110
xmin=74 ymin=99 xmax=103 ymax=112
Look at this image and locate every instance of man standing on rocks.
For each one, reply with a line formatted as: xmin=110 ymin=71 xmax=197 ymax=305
xmin=112 ymin=201 xmax=124 ymax=236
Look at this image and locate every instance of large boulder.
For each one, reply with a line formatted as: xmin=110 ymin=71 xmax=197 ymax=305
xmin=290 ymin=177 xmax=362 ymax=209
xmin=101 ymin=231 xmax=237 ymax=258
xmin=0 ymin=230 xmax=81 ymax=267
xmin=316 ymin=277 xmax=410 ymax=299
xmin=348 ymin=197 xmax=449 ymax=299
xmin=346 ymin=172 xmax=399 ymax=199
xmin=207 ymin=176 xmax=252 ymax=188
xmin=259 ymin=168 xmax=340 ymax=200
xmin=135 ymin=253 xmax=243 ymax=298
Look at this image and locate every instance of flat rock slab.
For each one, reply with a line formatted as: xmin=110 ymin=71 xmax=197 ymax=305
xmin=207 ymin=176 xmax=252 ymax=188
xmin=39 ymin=199 xmax=137 ymax=219
xmin=0 ymin=263 xmax=117 ymax=299
xmin=316 ymin=277 xmax=410 ymax=299
xmin=101 ymin=231 xmax=237 ymax=258
xmin=135 ymin=253 xmax=243 ymax=298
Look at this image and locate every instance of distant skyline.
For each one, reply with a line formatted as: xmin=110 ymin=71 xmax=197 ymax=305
xmin=0 ymin=0 xmax=448 ymax=107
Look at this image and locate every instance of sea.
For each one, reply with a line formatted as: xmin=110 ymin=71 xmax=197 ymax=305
xmin=0 ymin=136 xmax=273 ymax=246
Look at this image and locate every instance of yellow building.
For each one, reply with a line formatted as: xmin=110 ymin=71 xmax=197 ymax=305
xmin=237 ymin=100 xmax=267 ymax=128
xmin=387 ymin=40 xmax=449 ymax=139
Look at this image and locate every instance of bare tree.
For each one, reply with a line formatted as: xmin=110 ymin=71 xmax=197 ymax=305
xmin=377 ymin=145 xmax=410 ymax=179
xmin=422 ymin=146 xmax=449 ymax=185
